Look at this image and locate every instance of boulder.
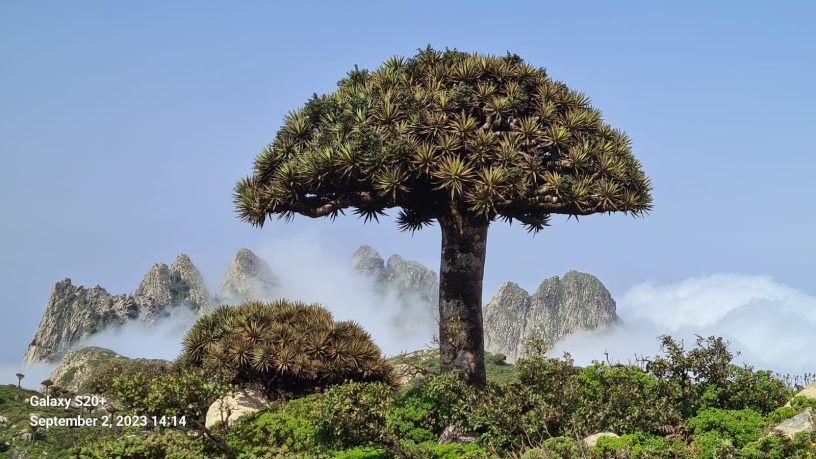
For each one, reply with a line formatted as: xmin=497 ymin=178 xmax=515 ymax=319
xmin=205 ymin=389 xmax=268 ymax=429
xmin=583 ymin=432 xmax=619 ymax=447
xmin=796 ymin=382 xmax=816 ymax=400
xmin=772 ymin=408 xmax=815 ymax=438
xmin=438 ymin=424 xmax=478 ymax=444
xmin=393 ymin=363 xmax=429 ymax=386
xmin=0 ymin=415 xmax=8 ymax=425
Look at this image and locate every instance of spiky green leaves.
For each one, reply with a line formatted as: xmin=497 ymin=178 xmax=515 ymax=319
xmin=235 ymin=47 xmax=653 ymax=231
xmin=181 ymin=300 xmax=396 ymax=397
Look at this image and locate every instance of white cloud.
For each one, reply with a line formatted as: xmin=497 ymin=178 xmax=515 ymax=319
xmin=553 ymin=274 xmax=816 ymax=375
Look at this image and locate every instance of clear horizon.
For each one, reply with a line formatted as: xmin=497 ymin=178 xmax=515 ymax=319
xmin=2 ymin=2 xmax=814 ymax=376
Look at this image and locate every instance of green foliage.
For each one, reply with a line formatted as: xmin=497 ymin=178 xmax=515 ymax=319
xmin=570 ymin=363 xmax=681 ymax=435
xmin=593 ymin=432 xmax=688 ymax=458
xmin=236 ymin=47 xmax=652 ymax=231
xmin=314 ymin=381 xmax=395 ymax=450
xmin=0 ymin=384 xmax=110 ymax=459
xmin=513 ymin=343 xmax=581 ymax=438
xmin=226 ymin=395 xmax=322 ymax=457
xmin=520 ymin=437 xmax=581 ymax=458
xmin=388 ymin=350 xmax=516 ymax=385
xmin=181 ymin=300 xmax=396 ymax=397
xmin=688 ymin=408 xmax=765 ymax=455
xmin=83 ymin=357 xmax=172 ymax=396
xmin=90 ymin=366 xmax=231 ymax=426
xmin=70 ymin=430 xmax=207 ymax=459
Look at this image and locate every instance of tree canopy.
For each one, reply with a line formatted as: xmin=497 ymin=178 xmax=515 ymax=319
xmin=235 ymin=47 xmax=652 ymax=232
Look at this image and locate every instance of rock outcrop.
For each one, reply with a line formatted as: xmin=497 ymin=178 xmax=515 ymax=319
xmin=24 ymin=254 xmax=210 ymax=364
xmin=47 ymin=347 xmax=125 ymax=392
xmin=23 ymin=281 xmax=140 ymax=364
xmin=205 ymin=389 xmax=269 ymax=429
xmin=171 ymin=254 xmax=210 ymax=310
xmin=484 ymin=271 xmax=620 ymax=361
xmin=772 ymin=408 xmax=815 ymax=438
xmin=583 ymin=432 xmax=620 ymax=447
xmin=353 ymin=245 xmax=438 ymax=311
xmin=219 ymin=248 xmax=279 ymax=302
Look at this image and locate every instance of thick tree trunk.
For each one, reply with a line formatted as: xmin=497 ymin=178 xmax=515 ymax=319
xmin=437 ymin=211 xmax=489 ymax=387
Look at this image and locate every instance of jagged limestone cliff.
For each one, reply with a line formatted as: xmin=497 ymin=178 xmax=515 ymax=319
xmin=219 ymin=248 xmax=279 ymax=303
xmin=24 ymin=254 xmax=211 ymax=364
xmin=353 ymin=245 xmax=438 ymax=309
xmin=353 ymin=247 xmax=619 ymax=359
xmin=484 ymin=271 xmax=619 ymax=361
xmin=23 ymin=281 xmax=140 ymax=364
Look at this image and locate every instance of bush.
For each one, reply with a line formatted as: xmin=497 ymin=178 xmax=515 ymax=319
xmin=83 ymin=358 xmax=172 ymax=404
xmin=315 ymin=382 xmax=396 ymax=450
xmin=594 ymin=432 xmax=688 ymax=459
xmin=687 ymin=408 xmax=765 ymax=453
xmin=70 ymin=430 xmax=206 ymax=459
xmin=491 ymin=353 xmax=507 ymax=365
xmin=515 ymin=341 xmax=581 ymax=436
xmin=90 ymin=367 xmax=232 ymax=426
xmin=569 ymin=364 xmax=680 ymax=436
xmin=226 ymin=395 xmax=323 ymax=457
xmin=181 ymin=300 xmax=396 ymax=397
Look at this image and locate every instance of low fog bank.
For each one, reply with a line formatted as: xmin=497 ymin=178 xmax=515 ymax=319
xmin=255 ymin=235 xmax=437 ymax=357
xmin=552 ymin=274 xmax=816 ymax=376
xmin=5 ymin=243 xmax=812 ymax=388
xmin=83 ymin=306 xmax=200 ymax=361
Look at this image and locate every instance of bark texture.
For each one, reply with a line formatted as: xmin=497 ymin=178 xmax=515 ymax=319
xmin=437 ymin=211 xmax=489 ymax=387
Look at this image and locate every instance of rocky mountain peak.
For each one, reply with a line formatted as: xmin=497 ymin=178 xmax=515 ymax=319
xmin=24 ymin=254 xmax=211 ymax=365
xmin=133 ymin=263 xmax=174 ymax=312
xmin=485 ymin=271 xmax=619 ymax=362
xmin=24 ymin=279 xmax=140 ymax=364
xmin=353 ymin=245 xmax=386 ymax=280
xmin=220 ymin=248 xmax=279 ymax=302
xmin=170 ymin=253 xmax=210 ymax=311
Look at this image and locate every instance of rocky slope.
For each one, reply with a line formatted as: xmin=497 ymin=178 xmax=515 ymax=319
xmin=484 ymin=271 xmax=620 ymax=361
xmin=24 ymin=254 xmax=211 ymax=364
xmin=46 ymin=346 xmax=126 ymax=392
xmin=219 ymin=248 xmax=279 ymax=303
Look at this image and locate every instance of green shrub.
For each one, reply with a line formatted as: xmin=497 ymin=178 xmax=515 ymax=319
xmin=225 ymin=394 xmax=323 ymax=457
xmin=409 ymin=371 xmax=477 ymax=428
xmin=720 ymin=367 xmax=791 ymax=414
xmin=70 ymin=430 xmax=206 ymax=459
xmin=315 ymin=382 xmax=395 ymax=450
xmin=569 ymin=363 xmax=680 ymax=435
xmin=468 ymin=382 xmax=553 ymax=452
xmin=83 ymin=358 xmax=172 ymax=405
xmin=688 ymin=408 xmax=765 ymax=451
xmin=521 ymin=437 xmax=580 ymax=458
xmin=181 ymin=300 xmax=396 ymax=398
xmin=514 ymin=342 xmax=580 ymax=436
xmin=740 ymin=435 xmax=791 ymax=459
xmin=385 ymin=394 xmax=439 ymax=443
xmin=91 ymin=367 xmax=232 ymax=426
xmin=594 ymin=432 xmax=688 ymax=458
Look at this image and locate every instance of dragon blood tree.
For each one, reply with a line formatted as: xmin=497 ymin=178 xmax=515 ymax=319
xmin=235 ymin=47 xmax=652 ymax=387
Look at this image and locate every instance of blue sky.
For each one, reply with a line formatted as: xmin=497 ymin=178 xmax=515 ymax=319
xmin=1 ymin=1 xmax=815 ymax=369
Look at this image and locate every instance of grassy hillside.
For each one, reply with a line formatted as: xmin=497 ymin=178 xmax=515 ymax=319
xmin=389 ymin=349 xmax=516 ymax=385
xmin=0 ymin=384 xmax=89 ymax=458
